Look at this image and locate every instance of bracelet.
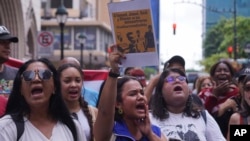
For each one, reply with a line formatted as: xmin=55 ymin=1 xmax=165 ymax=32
xmin=109 ymin=69 xmax=120 ymax=78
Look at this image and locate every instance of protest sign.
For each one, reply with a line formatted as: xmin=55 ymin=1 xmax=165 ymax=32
xmin=108 ymin=0 xmax=159 ymax=67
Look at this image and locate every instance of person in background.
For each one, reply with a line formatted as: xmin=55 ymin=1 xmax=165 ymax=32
xmin=163 ymin=55 xmax=185 ymax=72
xmin=58 ymin=63 xmax=97 ymax=141
xmin=150 ymin=68 xmax=225 ymax=141
xmin=196 ymin=76 xmax=215 ymax=95
xmin=227 ymin=75 xmax=250 ymax=140
xmin=0 ymin=58 xmax=86 ymax=141
xmin=235 ymin=65 xmax=250 ymax=104
xmin=94 ymin=44 xmax=167 ymax=141
xmin=198 ymin=60 xmax=239 ymax=137
xmin=58 ymin=57 xmax=99 ymax=107
xmin=124 ymin=67 xmax=134 ymax=75
xmin=130 ymin=68 xmax=147 ymax=88
xmin=145 ymin=55 xmax=186 ymax=101
xmin=0 ymin=25 xmax=19 ymax=98
xmin=145 ymin=55 xmax=203 ymax=107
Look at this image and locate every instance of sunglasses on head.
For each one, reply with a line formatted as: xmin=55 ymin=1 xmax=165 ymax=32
xmin=22 ymin=69 xmax=53 ymax=81
xmin=165 ymin=76 xmax=186 ymax=83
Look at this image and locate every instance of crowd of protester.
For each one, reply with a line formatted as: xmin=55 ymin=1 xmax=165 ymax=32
xmin=1 ymin=24 xmax=250 ymax=141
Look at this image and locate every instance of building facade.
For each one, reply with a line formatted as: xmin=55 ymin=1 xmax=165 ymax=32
xmin=0 ymin=0 xmax=115 ymax=68
xmin=205 ymin=0 xmax=250 ymax=32
xmin=0 ymin=0 xmax=41 ymax=61
xmin=41 ymin=0 xmax=114 ymax=68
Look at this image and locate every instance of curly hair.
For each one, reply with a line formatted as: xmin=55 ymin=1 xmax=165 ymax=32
xmin=57 ymin=63 xmax=94 ymax=141
xmin=151 ymin=68 xmax=203 ymax=121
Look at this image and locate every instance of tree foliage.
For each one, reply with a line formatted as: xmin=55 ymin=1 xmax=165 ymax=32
xmin=203 ymin=17 xmax=250 ymax=58
xmin=201 ymin=17 xmax=250 ymax=72
xmin=200 ymin=53 xmax=228 ymax=72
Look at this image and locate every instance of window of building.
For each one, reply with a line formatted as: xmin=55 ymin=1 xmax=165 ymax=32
xmin=51 ymin=0 xmax=72 ymax=8
xmin=80 ymin=2 xmax=95 ymax=18
xmin=41 ymin=0 xmax=46 ymax=8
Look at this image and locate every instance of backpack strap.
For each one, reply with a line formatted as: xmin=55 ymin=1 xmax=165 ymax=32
xmin=200 ymin=110 xmax=207 ymax=124
xmin=110 ymin=134 xmax=117 ymax=141
xmin=10 ymin=114 xmax=24 ymax=141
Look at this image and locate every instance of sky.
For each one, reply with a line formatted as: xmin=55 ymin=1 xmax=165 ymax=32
xmin=159 ymin=0 xmax=203 ymax=70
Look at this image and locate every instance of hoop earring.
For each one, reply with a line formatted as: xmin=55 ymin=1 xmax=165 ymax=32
xmin=118 ymin=108 xmax=123 ymax=114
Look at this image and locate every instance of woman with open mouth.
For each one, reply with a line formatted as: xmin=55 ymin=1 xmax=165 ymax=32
xmin=198 ymin=60 xmax=240 ymax=138
xmin=150 ymin=68 xmax=225 ymax=141
xmin=0 ymin=58 xmax=86 ymax=141
xmin=94 ymin=45 xmax=167 ymax=141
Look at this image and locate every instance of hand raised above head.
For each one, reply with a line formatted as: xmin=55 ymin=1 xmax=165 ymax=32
xmin=108 ymin=44 xmax=126 ymax=73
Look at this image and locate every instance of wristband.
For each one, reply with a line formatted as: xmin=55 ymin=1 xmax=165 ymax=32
xmin=109 ymin=69 xmax=120 ymax=78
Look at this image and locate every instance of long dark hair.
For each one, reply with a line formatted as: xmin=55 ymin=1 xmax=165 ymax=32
xmin=151 ymin=68 xmax=202 ymax=121
xmin=114 ymin=76 xmax=142 ymax=121
xmin=239 ymin=75 xmax=250 ymax=118
xmin=57 ymin=63 xmax=94 ymax=141
xmin=5 ymin=58 xmax=77 ymax=141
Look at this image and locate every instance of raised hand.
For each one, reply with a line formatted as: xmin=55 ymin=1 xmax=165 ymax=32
xmin=108 ymin=44 xmax=125 ymax=73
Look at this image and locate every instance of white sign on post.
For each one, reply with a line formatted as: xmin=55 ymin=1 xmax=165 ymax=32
xmin=37 ymin=31 xmax=54 ymax=57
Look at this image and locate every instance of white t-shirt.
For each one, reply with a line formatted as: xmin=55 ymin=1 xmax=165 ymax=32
xmin=0 ymin=115 xmax=87 ymax=141
xmin=149 ymin=110 xmax=226 ymax=141
xmin=76 ymin=110 xmax=91 ymax=141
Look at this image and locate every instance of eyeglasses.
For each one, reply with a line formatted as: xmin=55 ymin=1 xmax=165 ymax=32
xmin=165 ymin=76 xmax=186 ymax=83
xmin=22 ymin=69 xmax=53 ymax=81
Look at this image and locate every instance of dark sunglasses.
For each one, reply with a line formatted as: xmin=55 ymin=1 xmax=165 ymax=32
xmin=22 ymin=69 xmax=53 ymax=81
xmin=165 ymin=76 xmax=186 ymax=83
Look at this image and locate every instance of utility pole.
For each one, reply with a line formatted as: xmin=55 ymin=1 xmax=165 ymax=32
xmin=233 ymin=0 xmax=237 ymax=61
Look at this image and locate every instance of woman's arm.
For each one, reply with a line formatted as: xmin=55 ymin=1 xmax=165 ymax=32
xmin=217 ymin=98 xmax=237 ymax=117
xmin=144 ymin=74 xmax=160 ymax=103
xmin=227 ymin=113 xmax=240 ymax=141
xmin=93 ymin=45 xmax=124 ymax=141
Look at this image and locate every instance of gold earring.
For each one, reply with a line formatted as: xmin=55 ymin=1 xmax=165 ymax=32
xmin=118 ymin=108 xmax=123 ymax=114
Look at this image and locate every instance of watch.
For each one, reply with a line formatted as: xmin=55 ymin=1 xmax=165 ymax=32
xmin=109 ymin=69 xmax=120 ymax=78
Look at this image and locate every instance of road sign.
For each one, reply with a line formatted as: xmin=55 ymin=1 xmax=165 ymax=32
xmin=38 ymin=31 xmax=54 ymax=47
xmin=37 ymin=31 xmax=54 ymax=57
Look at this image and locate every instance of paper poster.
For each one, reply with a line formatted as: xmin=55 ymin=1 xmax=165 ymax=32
xmin=108 ymin=0 xmax=159 ymax=67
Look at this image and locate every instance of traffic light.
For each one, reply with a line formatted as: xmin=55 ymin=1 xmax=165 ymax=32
xmin=173 ymin=23 xmax=176 ymax=35
xmin=227 ymin=46 xmax=233 ymax=58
